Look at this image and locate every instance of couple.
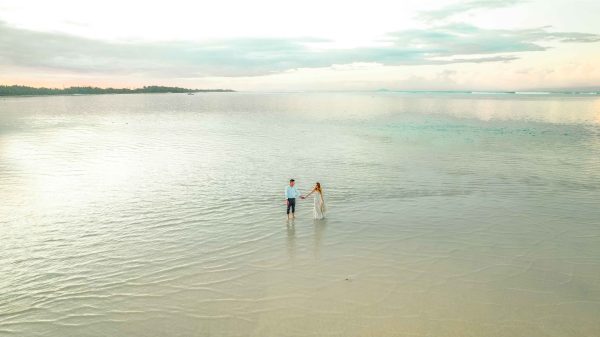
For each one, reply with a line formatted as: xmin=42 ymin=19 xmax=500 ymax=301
xmin=285 ymin=179 xmax=326 ymax=220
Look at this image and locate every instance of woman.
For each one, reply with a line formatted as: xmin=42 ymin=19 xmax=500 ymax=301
xmin=303 ymin=182 xmax=326 ymax=220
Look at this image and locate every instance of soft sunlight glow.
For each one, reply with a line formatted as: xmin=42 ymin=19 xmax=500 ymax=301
xmin=0 ymin=0 xmax=599 ymax=90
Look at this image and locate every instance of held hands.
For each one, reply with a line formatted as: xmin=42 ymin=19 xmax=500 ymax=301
xmin=300 ymin=195 xmax=306 ymax=199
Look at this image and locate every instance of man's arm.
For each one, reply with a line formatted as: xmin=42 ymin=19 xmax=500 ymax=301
xmin=285 ymin=187 xmax=289 ymax=204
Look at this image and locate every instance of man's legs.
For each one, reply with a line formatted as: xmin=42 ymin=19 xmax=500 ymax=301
xmin=290 ymin=198 xmax=295 ymax=217
xmin=287 ymin=198 xmax=296 ymax=218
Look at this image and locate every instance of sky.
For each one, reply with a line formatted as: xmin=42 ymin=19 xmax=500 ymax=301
xmin=0 ymin=0 xmax=599 ymax=91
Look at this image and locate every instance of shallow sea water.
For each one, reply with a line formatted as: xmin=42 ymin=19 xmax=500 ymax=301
xmin=1 ymin=92 xmax=599 ymax=336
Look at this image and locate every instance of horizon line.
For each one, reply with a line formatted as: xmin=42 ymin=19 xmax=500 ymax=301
xmin=1 ymin=83 xmax=600 ymax=95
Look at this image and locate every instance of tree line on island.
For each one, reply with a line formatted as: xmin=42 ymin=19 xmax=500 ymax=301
xmin=0 ymin=85 xmax=234 ymax=96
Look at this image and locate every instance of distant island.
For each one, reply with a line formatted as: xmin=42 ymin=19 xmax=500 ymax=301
xmin=0 ymin=85 xmax=235 ymax=96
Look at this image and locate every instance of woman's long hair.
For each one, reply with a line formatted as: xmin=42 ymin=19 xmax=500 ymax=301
xmin=316 ymin=182 xmax=325 ymax=212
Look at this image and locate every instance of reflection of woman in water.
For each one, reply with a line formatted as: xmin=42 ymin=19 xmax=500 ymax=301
xmin=303 ymin=182 xmax=326 ymax=220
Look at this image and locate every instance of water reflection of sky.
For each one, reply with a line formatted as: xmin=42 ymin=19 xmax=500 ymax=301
xmin=1 ymin=93 xmax=599 ymax=337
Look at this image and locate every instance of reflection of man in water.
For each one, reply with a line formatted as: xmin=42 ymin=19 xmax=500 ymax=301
xmin=286 ymin=221 xmax=296 ymax=259
xmin=285 ymin=179 xmax=301 ymax=219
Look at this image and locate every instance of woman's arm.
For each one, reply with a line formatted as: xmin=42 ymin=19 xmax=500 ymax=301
xmin=303 ymin=188 xmax=316 ymax=199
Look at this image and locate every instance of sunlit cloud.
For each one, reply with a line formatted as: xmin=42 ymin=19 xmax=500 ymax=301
xmin=1 ymin=21 xmax=598 ymax=79
xmin=1 ymin=0 xmax=599 ymax=90
xmin=417 ymin=0 xmax=525 ymax=22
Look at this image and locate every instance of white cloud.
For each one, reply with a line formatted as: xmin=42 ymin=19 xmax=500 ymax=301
xmin=1 ymin=0 xmax=599 ymax=90
xmin=1 ymin=21 xmax=596 ymax=78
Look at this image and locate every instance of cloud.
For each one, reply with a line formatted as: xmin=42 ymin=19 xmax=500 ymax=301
xmin=0 ymin=21 xmax=598 ymax=78
xmin=417 ymin=0 xmax=525 ymax=22
xmin=384 ymin=23 xmax=600 ymax=57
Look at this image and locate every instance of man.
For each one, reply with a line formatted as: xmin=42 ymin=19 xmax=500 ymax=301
xmin=285 ymin=179 xmax=301 ymax=219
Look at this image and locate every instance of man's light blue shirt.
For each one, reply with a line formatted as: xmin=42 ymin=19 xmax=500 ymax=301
xmin=285 ymin=186 xmax=300 ymax=199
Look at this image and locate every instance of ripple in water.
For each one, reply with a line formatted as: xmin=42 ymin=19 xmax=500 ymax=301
xmin=1 ymin=92 xmax=600 ymax=336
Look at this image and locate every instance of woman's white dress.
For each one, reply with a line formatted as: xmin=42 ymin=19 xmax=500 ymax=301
xmin=313 ymin=192 xmax=326 ymax=220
